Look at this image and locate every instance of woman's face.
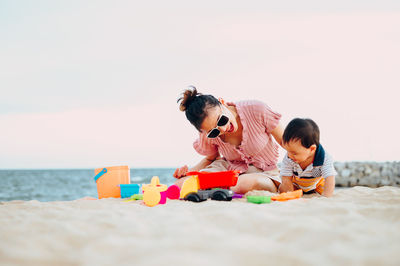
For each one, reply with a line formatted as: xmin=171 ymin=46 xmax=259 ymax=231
xmin=200 ymin=104 xmax=238 ymax=138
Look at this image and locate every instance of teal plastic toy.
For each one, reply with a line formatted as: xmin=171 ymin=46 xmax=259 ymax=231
xmin=119 ymin=184 xmax=141 ymax=198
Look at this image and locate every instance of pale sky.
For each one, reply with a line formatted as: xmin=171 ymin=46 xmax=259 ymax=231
xmin=1 ymin=1 xmax=399 ymax=168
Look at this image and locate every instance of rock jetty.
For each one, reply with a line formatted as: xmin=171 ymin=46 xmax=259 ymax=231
xmin=334 ymin=161 xmax=400 ymax=187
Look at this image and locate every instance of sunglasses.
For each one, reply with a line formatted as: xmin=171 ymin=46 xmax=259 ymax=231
xmin=206 ymin=114 xmax=230 ymax=138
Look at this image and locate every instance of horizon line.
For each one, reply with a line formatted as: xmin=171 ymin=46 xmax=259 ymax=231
xmin=0 ymin=160 xmax=399 ymax=170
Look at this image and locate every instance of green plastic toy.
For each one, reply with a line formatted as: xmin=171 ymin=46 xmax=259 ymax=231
xmin=246 ymin=195 xmax=271 ymax=204
xmin=123 ymin=194 xmax=143 ymax=202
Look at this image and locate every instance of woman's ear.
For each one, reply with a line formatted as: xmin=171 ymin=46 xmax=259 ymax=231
xmin=218 ymin=97 xmax=225 ymax=105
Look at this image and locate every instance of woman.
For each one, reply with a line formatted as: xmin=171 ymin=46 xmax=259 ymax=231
xmin=174 ymin=86 xmax=284 ymax=194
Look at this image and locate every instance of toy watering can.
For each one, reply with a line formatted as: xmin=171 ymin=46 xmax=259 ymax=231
xmin=142 ymin=176 xmax=168 ymax=207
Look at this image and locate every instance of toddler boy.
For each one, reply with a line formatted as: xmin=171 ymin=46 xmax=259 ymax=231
xmin=279 ymin=118 xmax=336 ymax=197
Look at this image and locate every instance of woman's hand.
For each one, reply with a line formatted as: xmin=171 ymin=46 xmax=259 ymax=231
xmin=173 ymin=155 xmax=218 ymax=179
xmin=173 ymin=165 xmax=189 ymax=179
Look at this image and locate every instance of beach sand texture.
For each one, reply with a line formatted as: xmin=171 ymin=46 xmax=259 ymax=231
xmin=1 ymin=186 xmax=399 ymax=266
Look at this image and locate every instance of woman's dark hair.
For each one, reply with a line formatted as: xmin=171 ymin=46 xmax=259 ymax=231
xmin=282 ymin=118 xmax=320 ymax=148
xmin=177 ymin=86 xmax=220 ymax=131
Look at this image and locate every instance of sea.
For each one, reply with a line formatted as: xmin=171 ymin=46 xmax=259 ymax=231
xmin=0 ymin=168 xmax=175 ymax=202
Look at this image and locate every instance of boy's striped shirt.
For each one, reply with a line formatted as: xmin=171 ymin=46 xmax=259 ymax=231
xmin=280 ymin=145 xmax=337 ymax=193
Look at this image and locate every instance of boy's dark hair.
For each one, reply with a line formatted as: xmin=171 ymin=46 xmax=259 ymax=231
xmin=177 ymin=86 xmax=220 ymax=131
xmin=282 ymin=118 xmax=320 ymax=148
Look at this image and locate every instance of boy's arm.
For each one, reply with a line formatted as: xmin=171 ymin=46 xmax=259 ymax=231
xmin=321 ymin=153 xmax=337 ymax=197
xmin=322 ymin=176 xmax=335 ymax=197
xmin=279 ymin=176 xmax=295 ymax=193
xmin=279 ymin=154 xmax=295 ymax=193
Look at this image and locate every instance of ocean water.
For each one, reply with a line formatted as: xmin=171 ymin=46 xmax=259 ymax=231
xmin=0 ymin=168 xmax=175 ymax=202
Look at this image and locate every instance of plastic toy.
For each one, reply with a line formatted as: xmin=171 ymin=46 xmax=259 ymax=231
xmin=180 ymin=175 xmax=199 ymax=199
xmin=186 ymin=170 xmax=239 ymax=189
xmin=94 ymin=165 xmax=130 ymax=199
xmin=246 ymin=195 xmax=271 ymax=204
xmin=180 ymin=171 xmax=239 ymax=202
xmin=119 ymin=184 xmax=141 ymax=198
xmin=232 ymin=193 xmax=243 ymax=199
xmin=159 ymin=190 xmax=167 ymax=204
xmin=143 ymin=190 xmax=161 ymax=207
xmin=166 ymin=185 xmax=180 ymax=200
xmin=142 ymin=176 xmax=167 ymax=207
xmin=271 ymin=189 xmax=303 ymax=201
xmin=123 ymin=194 xmax=143 ymax=202
xmin=185 ymin=189 xmax=234 ymax=202
xmin=132 ymin=194 xmax=143 ymax=200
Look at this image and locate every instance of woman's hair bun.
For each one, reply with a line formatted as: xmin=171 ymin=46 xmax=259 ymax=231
xmin=178 ymin=86 xmax=200 ymax=112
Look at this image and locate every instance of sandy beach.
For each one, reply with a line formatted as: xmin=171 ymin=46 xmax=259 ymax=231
xmin=1 ymin=186 xmax=399 ymax=266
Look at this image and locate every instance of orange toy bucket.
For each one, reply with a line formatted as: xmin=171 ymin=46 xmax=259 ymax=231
xmin=94 ymin=165 xmax=130 ymax=199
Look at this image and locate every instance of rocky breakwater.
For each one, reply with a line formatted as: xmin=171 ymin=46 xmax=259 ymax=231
xmin=334 ymin=161 xmax=400 ymax=187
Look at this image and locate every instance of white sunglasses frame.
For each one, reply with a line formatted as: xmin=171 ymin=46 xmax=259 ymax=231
xmin=206 ymin=114 xmax=230 ymax=138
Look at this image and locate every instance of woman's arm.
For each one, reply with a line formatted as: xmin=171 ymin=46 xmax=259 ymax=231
xmin=271 ymin=123 xmax=284 ymax=147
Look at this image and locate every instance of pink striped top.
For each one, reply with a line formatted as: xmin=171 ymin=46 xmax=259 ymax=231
xmin=193 ymin=100 xmax=281 ymax=172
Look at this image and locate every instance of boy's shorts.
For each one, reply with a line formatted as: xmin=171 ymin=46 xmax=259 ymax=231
xmin=292 ymin=176 xmax=325 ymax=194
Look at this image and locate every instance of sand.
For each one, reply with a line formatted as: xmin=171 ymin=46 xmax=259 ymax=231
xmin=1 ymin=186 xmax=400 ymax=266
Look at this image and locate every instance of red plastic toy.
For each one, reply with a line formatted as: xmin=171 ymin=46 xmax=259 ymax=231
xmin=166 ymin=185 xmax=180 ymax=200
xmin=185 ymin=170 xmax=239 ymax=189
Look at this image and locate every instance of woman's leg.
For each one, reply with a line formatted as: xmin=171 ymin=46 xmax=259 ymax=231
xmin=231 ymin=173 xmax=278 ymax=194
xmin=174 ymin=175 xmax=190 ymax=188
xmin=231 ymin=166 xmax=280 ymax=194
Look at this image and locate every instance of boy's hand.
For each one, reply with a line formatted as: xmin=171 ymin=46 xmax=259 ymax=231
xmin=279 ymin=176 xmax=295 ymax=193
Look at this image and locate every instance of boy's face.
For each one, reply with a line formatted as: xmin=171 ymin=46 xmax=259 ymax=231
xmin=283 ymin=139 xmax=316 ymax=164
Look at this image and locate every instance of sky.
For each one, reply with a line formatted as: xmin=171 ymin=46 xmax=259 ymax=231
xmin=1 ymin=1 xmax=399 ymax=169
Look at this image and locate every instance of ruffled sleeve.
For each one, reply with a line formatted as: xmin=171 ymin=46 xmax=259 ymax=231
xmin=260 ymin=102 xmax=281 ymax=133
xmin=193 ymin=132 xmax=219 ymax=156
